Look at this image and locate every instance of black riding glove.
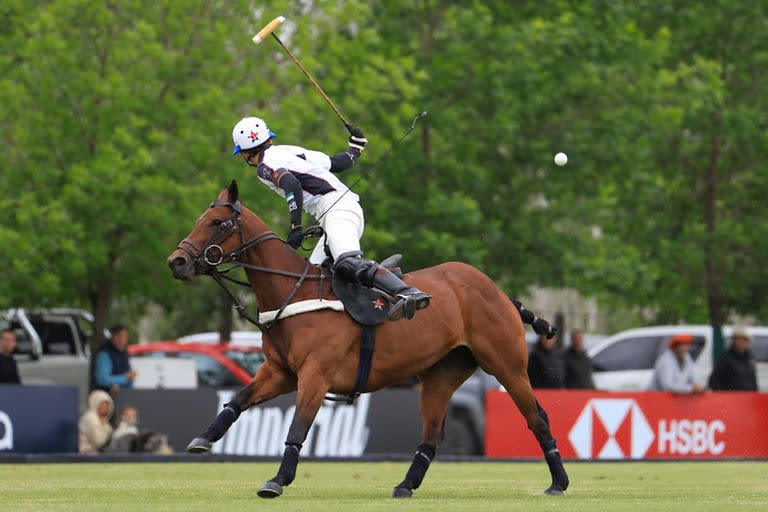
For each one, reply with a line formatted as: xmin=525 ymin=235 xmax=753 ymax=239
xmin=347 ymin=126 xmax=367 ymax=152
xmin=287 ymin=225 xmax=303 ymax=249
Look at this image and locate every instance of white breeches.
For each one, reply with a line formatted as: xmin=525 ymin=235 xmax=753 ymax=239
xmin=309 ymin=191 xmax=364 ymax=265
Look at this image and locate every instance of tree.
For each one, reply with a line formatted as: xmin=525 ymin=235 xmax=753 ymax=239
xmin=2 ymin=0 xmax=766 ymax=341
xmin=0 ymin=0 xmax=297 ymax=346
xmin=0 ymin=0 xmax=427 ymax=342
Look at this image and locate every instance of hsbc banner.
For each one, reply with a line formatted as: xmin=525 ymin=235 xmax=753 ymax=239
xmin=486 ymin=390 xmax=768 ymax=460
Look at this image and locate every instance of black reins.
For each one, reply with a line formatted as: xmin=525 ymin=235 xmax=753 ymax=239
xmin=179 ymin=199 xmax=327 ymax=366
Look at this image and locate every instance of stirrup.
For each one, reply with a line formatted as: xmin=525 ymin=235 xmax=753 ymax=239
xmin=388 ymin=292 xmax=430 ymax=321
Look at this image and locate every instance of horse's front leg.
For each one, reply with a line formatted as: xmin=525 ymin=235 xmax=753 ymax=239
xmin=257 ymin=371 xmax=329 ymax=499
xmin=186 ymin=361 xmax=295 ymax=453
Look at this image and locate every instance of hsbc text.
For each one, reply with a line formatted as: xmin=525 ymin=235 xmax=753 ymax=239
xmin=657 ymin=419 xmax=725 ymax=455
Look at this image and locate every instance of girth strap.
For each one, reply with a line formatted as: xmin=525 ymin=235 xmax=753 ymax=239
xmin=325 ymin=324 xmax=376 ymax=405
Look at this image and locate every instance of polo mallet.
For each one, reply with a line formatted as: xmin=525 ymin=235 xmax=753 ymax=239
xmin=253 ymin=16 xmax=355 ymax=134
xmin=300 ymin=111 xmax=428 ymax=248
xmin=313 ymin=111 xmax=427 ymax=224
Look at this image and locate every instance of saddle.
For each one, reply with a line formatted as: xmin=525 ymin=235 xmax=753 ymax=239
xmin=328 ymin=254 xmax=403 ymax=327
xmin=324 ymin=254 xmax=403 ymax=404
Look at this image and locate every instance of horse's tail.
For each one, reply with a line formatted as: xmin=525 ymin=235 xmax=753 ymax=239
xmin=509 ymin=298 xmax=558 ymax=339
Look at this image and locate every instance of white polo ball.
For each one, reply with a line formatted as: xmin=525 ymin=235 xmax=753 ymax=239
xmin=554 ymin=152 xmax=568 ymax=166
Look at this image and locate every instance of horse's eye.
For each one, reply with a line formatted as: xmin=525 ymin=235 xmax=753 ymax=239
xmin=210 ymin=219 xmax=223 ymax=226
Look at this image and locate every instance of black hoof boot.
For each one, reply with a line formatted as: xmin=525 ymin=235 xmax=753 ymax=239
xmin=186 ymin=437 xmax=212 ymax=454
xmin=544 ymin=485 xmax=565 ymax=496
xmin=257 ymin=481 xmax=284 ymax=499
xmin=544 ymin=448 xmax=569 ymax=494
xmin=392 ymin=486 xmax=413 ymax=498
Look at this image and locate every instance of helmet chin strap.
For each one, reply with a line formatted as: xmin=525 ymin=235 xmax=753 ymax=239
xmin=243 ymin=140 xmax=273 ymax=166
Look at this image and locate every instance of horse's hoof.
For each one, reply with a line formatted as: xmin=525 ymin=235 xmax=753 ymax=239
xmin=186 ymin=437 xmax=212 ymax=454
xmin=544 ymin=486 xmax=565 ymax=496
xmin=258 ymin=481 xmax=284 ymax=499
xmin=392 ymin=487 xmax=413 ymax=499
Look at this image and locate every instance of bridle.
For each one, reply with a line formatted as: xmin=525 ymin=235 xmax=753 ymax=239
xmin=177 ymin=200 xmax=277 ymax=269
xmin=176 ymin=199 xmax=326 ymax=334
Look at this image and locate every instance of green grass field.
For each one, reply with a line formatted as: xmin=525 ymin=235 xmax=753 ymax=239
xmin=1 ymin=462 xmax=766 ymax=512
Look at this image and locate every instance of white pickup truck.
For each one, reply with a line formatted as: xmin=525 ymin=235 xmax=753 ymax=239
xmin=1 ymin=308 xmax=100 ymax=408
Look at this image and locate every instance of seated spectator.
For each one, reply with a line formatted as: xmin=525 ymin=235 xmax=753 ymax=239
xmin=0 ymin=328 xmax=21 ymax=384
xmin=136 ymin=432 xmax=174 ymax=455
xmin=528 ymin=334 xmax=564 ymax=388
xmin=105 ymin=406 xmax=140 ymax=453
xmin=104 ymin=406 xmax=175 ymax=454
xmin=650 ymin=334 xmax=704 ymax=394
xmin=563 ymin=329 xmax=595 ymax=389
xmin=79 ymin=390 xmax=114 ymax=454
xmin=708 ymin=328 xmax=758 ymax=391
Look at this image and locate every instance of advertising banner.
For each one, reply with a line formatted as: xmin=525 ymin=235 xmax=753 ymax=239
xmin=0 ymin=385 xmax=78 ymax=453
xmin=486 ymin=390 xmax=768 ymax=459
xmin=116 ymin=388 xmax=422 ymax=455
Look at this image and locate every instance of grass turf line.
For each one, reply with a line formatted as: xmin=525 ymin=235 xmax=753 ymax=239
xmin=1 ymin=461 xmax=766 ymax=512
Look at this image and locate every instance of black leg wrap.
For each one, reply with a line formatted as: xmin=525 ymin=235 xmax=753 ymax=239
xmin=512 ymin=299 xmax=557 ymax=339
xmin=537 ymin=401 xmax=550 ymax=424
xmin=518 ymin=307 xmax=536 ymax=324
xmin=203 ymin=402 xmax=241 ymax=442
xmin=532 ymin=317 xmax=557 ymax=339
xmin=541 ymin=438 xmax=569 ymax=492
xmin=397 ymin=443 xmax=436 ymax=491
xmin=271 ymin=443 xmax=301 ymax=487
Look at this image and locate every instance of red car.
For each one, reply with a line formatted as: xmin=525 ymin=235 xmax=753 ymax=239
xmin=128 ymin=342 xmax=265 ymax=387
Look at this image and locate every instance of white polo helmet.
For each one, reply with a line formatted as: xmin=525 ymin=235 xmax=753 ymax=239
xmin=232 ymin=117 xmax=277 ymax=155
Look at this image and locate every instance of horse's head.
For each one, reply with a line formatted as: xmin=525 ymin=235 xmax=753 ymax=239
xmin=167 ymin=180 xmax=253 ymax=281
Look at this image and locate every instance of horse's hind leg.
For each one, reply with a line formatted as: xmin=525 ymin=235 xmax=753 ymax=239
xmin=186 ymin=361 xmax=295 ymax=453
xmin=499 ymin=374 xmax=569 ymax=495
xmin=392 ymin=347 xmax=478 ymax=499
xmin=469 ymin=300 xmax=569 ymax=495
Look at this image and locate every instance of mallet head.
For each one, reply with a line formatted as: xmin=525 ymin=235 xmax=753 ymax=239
xmin=252 ymin=16 xmax=285 ymax=44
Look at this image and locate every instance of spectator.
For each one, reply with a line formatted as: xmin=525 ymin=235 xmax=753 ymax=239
xmin=563 ymin=329 xmax=595 ymax=389
xmin=104 ymin=406 xmax=175 ymax=454
xmin=136 ymin=432 xmax=174 ymax=455
xmin=650 ymin=334 xmax=704 ymax=394
xmin=0 ymin=328 xmax=21 ymax=384
xmin=105 ymin=406 xmax=140 ymax=453
xmin=708 ymin=328 xmax=758 ymax=391
xmin=94 ymin=324 xmax=137 ymax=395
xmin=528 ymin=334 xmax=564 ymax=388
xmin=79 ymin=389 xmax=114 ymax=454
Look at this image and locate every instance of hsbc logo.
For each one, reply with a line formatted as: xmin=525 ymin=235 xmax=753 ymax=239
xmin=568 ymin=399 xmax=654 ymax=459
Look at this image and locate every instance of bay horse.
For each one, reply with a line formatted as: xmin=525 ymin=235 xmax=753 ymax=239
xmin=167 ymin=181 xmax=569 ymax=498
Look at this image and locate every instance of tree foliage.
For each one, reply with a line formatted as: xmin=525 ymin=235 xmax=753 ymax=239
xmin=1 ymin=0 xmax=766 ymax=340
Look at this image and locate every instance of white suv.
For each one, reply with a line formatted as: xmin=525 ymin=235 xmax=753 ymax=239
xmin=587 ymin=325 xmax=768 ymax=391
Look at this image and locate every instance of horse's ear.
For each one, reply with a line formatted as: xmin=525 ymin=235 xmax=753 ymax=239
xmin=228 ymin=180 xmax=239 ymax=203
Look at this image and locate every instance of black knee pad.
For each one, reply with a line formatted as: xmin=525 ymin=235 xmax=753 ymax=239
xmin=333 ymin=251 xmax=377 ymax=286
xmin=333 ymin=251 xmax=363 ymax=280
